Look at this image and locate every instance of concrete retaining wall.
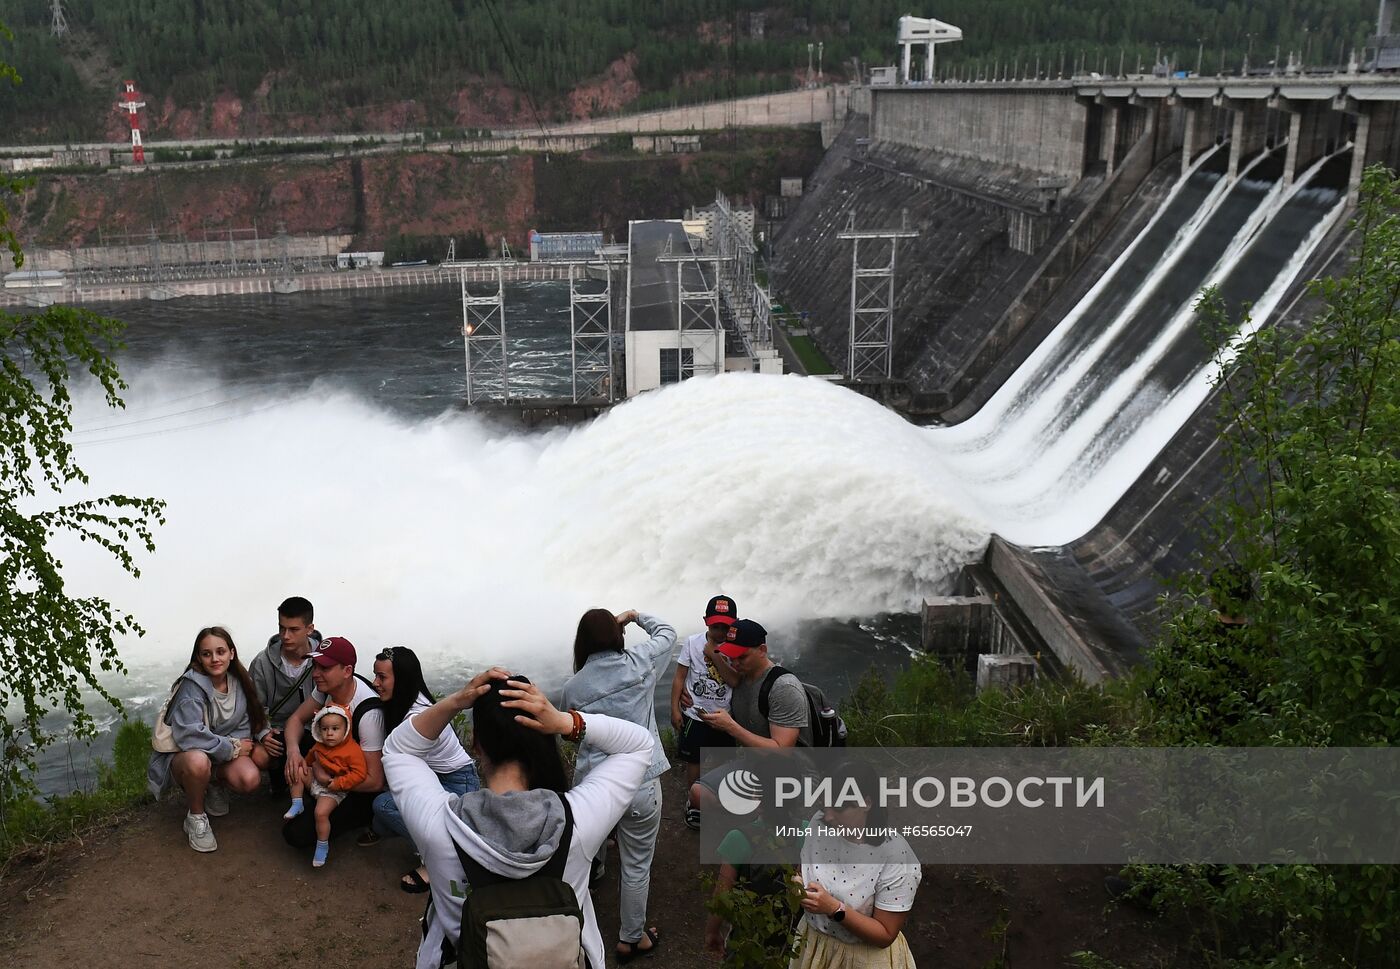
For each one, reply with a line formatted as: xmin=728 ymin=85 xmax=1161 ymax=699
xmin=537 ymin=86 xmax=850 ymax=135
xmin=872 ymin=87 xmax=1089 ymax=179
xmin=922 ymin=596 xmax=1004 ymax=668
xmin=5 ymin=235 xmax=353 ymax=273
xmin=986 ymin=537 xmax=1117 ymax=683
xmin=0 ymin=262 xmax=571 ymax=307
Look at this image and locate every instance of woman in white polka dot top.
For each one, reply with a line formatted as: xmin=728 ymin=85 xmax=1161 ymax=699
xmin=791 ymin=761 xmax=922 ymax=969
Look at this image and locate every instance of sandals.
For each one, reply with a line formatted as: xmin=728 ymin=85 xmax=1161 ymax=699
xmin=615 ymin=927 xmax=659 ymax=964
xmin=400 ymin=867 xmax=431 ymax=894
xmin=356 ymin=829 xmax=381 ymax=847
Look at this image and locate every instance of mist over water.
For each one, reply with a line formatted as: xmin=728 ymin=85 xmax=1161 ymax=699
xmin=59 ymin=368 xmax=991 ymax=676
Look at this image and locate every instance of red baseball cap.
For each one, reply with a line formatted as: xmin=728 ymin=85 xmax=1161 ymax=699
xmin=312 ymin=636 xmax=357 ymax=668
xmin=704 ymin=595 xmax=738 ymax=626
xmin=716 ymin=619 xmax=766 ymax=659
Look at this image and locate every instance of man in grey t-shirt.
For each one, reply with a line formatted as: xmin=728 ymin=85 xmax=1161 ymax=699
xmin=691 ymin=619 xmax=811 ymax=812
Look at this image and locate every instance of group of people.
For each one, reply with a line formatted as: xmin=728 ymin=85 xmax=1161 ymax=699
xmin=146 ymin=594 xmax=923 ymax=968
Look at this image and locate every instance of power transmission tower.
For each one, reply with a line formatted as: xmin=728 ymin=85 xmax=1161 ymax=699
xmin=837 ymin=212 xmax=918 ymax=381
xmin=460 ymin=239 xmax=517 ymax=404
xmin=50 ymin=0 xmax=69 ymax=38
xmin=567 ymin=255 xmax=616 ymax=403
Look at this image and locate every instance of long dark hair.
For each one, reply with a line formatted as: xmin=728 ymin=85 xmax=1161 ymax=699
xmin=572 ymin=608 xmax=624 ymax=673
xmin=379 ymin=646 xmax=435 ymax=732
xmin=471 ymin=675 xmax=568 ymax=793
xmin=190 ymin=626 xmax=268 ymax=737
xmin=830 ymin=760 xmax=889 ymax=845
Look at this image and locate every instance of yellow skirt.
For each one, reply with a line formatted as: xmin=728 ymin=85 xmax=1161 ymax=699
xmin=789 ymin=918 xmax=917 ymax=969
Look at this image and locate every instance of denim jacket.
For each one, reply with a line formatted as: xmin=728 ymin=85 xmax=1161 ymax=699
xmin=557 ymin=612 xmax=676 ymax=784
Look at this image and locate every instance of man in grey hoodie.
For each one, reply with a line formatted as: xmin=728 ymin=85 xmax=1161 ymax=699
xmin=247 ymin=596 xmax=321 ymax=788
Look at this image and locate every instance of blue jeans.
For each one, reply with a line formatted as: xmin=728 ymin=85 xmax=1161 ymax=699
xmin=615 ymin=777 xmax=663 ymax=943
xmin=373 ymin=762 xmax=479 ymax=839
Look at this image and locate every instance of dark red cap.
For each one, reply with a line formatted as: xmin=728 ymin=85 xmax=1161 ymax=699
xmin=312 ymin=636 xmax=356 ymax=668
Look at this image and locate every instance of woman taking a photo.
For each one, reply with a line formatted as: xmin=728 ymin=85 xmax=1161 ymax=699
xmin=147 ymin=626 xmax=269 ymax=853
xmin=361 ymin=645 xmax=479 ymax=894
xmin=791 ymin=761 xmax=923 ymax=969
xmin=558 ymin=608 xmax=675 ymax=962
xmin=382 ymin=667 xmax=653 ymax=969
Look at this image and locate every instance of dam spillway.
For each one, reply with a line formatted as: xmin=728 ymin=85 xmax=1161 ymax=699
xmin=771 ymin=81 xmax=1363 ymax=667
xmin=933 ymin=147 xmax=1345 ymax=543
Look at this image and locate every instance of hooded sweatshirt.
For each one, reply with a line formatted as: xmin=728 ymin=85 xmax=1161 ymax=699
xmin=308 ymin=705 xmax=369 ymax=791
xmin=146 ymin=668 xmax=252 ymax=797
xmin=383 ymin=711 xmax=653 ymax=969
xmin=247 ymin=631 xmax=322 ymax=734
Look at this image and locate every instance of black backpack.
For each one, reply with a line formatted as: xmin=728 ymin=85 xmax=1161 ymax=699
xmin=451 ymin=792 xmax=585 ymax=969
xmin=348 ymin=673 xmax=385 ymax=742
xmin=758 ymin=666 xmax=848 ymax=748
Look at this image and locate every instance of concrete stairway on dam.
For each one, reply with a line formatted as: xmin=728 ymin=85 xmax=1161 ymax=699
xmin=771 ymin=119 xmax=1082 ymax=400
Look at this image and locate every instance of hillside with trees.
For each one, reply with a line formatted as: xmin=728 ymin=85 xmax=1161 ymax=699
xmin=0 ymin=0 xmax=1377 ymax=142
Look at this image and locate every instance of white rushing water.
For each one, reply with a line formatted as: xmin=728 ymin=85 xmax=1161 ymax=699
xmin=56 ymin=371 xmax=991 ymax=671
xmin=48 ymin=154 xmax=1346 ymax=676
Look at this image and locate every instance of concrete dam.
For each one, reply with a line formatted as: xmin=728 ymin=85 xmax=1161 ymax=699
xmin=773 ymin=78 xmax=1383 ymax=678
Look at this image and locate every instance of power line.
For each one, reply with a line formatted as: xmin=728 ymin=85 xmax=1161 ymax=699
xmin=71 ymin=390 xmax=273 ymax=435
xmin=74 ymin=399 xmax=287 ymax=446
xmin=479 ymin=0 xmax=553 ymax=156
xmin=71 ymin=386 xmax=245 ymax=429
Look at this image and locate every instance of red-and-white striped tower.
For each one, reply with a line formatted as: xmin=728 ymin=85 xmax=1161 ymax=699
xmin=118 ymin=80 xmax=147 ymax=164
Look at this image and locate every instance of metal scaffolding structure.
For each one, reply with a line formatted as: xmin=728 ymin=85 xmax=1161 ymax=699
xmin=460 ymin=241 xmax=514 ymax=403
xmin=837 ymin=212 xmax=918 ymax=381
xmin=567 ymin=258 xmax=616 ymax=403
xmin=708 ymin=193 xmax=772 ymax=354
xmin=50 ymin=0 xmax=69 ymax=37
xmin=656 ymin=235 xmax=722 ymax=378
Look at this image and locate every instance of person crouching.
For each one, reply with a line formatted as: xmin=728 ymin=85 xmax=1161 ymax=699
xmin=284 ymin=704 xmax=367 ymax=867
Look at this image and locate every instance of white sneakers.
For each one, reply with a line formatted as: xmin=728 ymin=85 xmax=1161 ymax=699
xmin=184 ymin=812 xmax=218 ymax=852
xmin=204 ymin=784 xmax=230 ymax=817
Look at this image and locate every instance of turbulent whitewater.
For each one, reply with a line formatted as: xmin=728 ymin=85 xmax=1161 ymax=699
xmin=59 ymin=372 xmax=989 ymax=668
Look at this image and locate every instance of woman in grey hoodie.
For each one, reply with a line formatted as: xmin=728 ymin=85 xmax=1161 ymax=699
xmin=147 ymin=627 xmax=268 ymax=852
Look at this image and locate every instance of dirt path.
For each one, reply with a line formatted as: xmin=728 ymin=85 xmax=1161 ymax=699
xmin=1 ymin=771 xmax=1178 ymax=968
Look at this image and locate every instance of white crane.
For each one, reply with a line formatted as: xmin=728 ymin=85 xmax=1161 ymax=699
xmin=898 ymin=15 xmax=962 ymax=83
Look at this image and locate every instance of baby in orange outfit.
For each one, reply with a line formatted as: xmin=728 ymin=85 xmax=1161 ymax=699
xmin=283 ymin=704 xmax=367 ymax=867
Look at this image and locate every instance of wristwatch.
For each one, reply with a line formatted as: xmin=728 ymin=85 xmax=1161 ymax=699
xmin=831 ymin=903 xmax=846 ymax=923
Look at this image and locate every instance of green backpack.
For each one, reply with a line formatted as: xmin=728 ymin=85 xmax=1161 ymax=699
xmin=451 ymin=792 xmax=585 ymax=969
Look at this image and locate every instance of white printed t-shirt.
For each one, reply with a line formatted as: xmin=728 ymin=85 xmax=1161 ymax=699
xmin=677 ymin=632 xmax=733 ymax=720
xmin=800 ymin=811 xmax=922 ymax=945
xmin=311 ymin=678 xmax=386 ymax=752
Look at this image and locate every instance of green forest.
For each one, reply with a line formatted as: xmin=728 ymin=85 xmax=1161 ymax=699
xmin=0 ymin=0 xmax=1379 ymax=140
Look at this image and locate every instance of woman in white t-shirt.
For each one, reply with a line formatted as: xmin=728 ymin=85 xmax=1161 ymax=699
xmin=362 ymin=645 xmax=479 ymax=894
xmin=792 ymin=762 xmax=923 ymax=969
